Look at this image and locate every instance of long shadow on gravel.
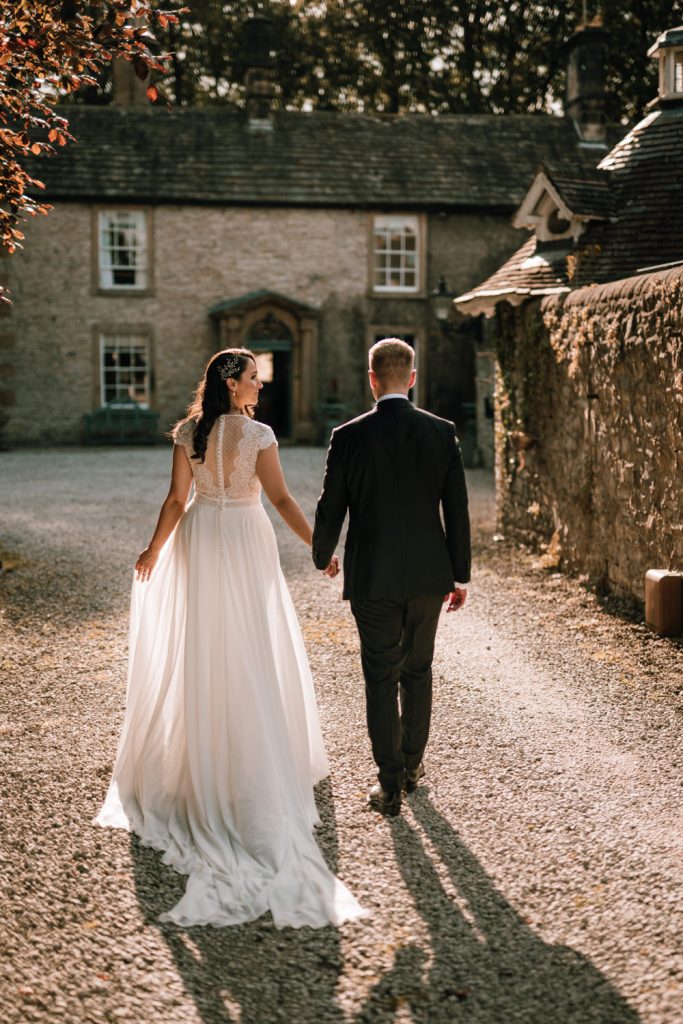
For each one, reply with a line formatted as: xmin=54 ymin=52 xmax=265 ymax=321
xmin=372 ymin=794 xmax=642 ymax=1024
xmin=128 ymin=778 xmax=346 ymax=1024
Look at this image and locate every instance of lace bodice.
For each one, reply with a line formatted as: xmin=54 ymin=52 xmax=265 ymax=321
xmin=174 ymin=415 xmax=277 ymax=508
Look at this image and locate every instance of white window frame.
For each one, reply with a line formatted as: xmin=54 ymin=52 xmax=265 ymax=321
xmin=98 ymin=210 xmax=148 ymax=291
xmin=99 ymin=333 xmax=151 ymax=407
xmin=674 ymin=51 xmax=683 ymax=94
xmin=659 ymin=47 xmax=683 ymax=97
xmin=371 ymin=214 xmax=421 ymax=294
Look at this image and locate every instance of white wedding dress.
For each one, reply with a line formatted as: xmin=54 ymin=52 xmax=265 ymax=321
xmin=94 ymin=414 xmax=364 ymax=928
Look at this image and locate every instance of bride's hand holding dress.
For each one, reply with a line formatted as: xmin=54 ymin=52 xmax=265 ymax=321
xmin=134 ymin=444 xmax=193 ymax=582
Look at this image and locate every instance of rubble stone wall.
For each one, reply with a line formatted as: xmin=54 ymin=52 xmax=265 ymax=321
xmin=495 ymin=265 xmax=683 ymax=601
xmin=0 ymin=202 xmax=520 ymax=445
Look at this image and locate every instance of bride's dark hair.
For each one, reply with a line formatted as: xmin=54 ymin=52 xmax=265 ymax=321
xmin=174 ymin=348 xmax=256 ymax=463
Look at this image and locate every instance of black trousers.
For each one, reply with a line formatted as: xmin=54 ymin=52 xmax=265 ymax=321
xmin=350 ymin=594 xmax=443 ymax=793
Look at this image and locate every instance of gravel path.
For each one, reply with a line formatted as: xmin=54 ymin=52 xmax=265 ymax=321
xmin=1 ymin=446 xmax=682 ymax=1024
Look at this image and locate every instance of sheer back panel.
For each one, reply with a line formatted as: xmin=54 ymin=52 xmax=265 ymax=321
xmin=176 ymin=416 xmax=277 ymax=507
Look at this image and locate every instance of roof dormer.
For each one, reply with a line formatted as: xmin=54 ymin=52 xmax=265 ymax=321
xmin=512 ymin=165 xmax=611 ymax=244
xmin=648 ymin=26 xmax=683 ymax=104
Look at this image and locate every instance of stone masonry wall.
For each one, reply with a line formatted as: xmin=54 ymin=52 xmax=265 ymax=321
xmin=1 ymin=203 xmax=520 ymax=446
xmin=4 ymin=204 xmax=370 ymax=445
xmin=495 ymin=266 xmax=683 ymax=601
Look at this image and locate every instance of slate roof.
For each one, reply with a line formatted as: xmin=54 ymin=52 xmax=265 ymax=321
xmin=647 ymin=25 xmax=683 ymax=53
xmin=27 ymin=105 xmax=597 ymax=211
xmin=456 ymin=99 xmax=683 ymax=311
xmin=541 ymin=164 xmax=613 ymax=219
xmin=455 ymin=235 xmax=571 ymax=314
xmin=580 ymin=103 xmax=683 ymax=281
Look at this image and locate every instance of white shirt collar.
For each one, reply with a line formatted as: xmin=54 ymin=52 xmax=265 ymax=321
xmin=377 ymin=393 xmax=410 ymax=403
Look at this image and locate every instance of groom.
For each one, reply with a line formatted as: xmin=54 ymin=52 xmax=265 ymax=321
xmin=312 ymin=339 xmax=471 ymax=816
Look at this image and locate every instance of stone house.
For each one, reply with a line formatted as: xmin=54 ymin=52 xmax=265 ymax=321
xmin=1 ymin=22 xmax=609 ymax=453
xmin=454 ymin=27 xmax=683 ymax=599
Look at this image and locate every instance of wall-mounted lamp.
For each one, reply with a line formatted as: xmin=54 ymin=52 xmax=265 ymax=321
xmin=429 ymin=275 xmax=456 ymax=323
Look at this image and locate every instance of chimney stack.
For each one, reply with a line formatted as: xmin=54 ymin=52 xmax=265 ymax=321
xmin=244 ymin=14 xmax=276 ymax=129
xmin=112 ymin=57 xmax=149 ymax=108
xmin=242 ymin=14 xmax=274 ymax=128
xmin=566 ymin=24 xmax=608 ymax=146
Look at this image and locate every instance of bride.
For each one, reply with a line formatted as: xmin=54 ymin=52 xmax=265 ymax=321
xmin=94 ymin=348 xmax=365 ymax=929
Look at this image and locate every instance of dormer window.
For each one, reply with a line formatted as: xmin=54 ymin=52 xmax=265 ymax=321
xmin=648 ymin=27 xmax=683 ymax=100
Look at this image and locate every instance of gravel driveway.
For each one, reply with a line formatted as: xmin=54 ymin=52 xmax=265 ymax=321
xmin=1 ymin=446 xmax=682 ymax=1024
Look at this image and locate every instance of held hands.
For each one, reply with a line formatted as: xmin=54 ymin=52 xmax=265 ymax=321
xmin=444 ymin=588 xmax=467 ymax=612
xmin=135 ymin=545 xmax=160 ymax=583
xmin=322 ymin=555 xmax=340 ymax=579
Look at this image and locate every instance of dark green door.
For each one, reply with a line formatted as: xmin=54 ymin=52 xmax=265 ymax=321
xmin=247 ymin=314 xmax=294 ymax=438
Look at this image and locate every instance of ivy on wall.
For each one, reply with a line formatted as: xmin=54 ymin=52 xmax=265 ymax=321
xmin=493 ymin=268 xmax=683 ymax=600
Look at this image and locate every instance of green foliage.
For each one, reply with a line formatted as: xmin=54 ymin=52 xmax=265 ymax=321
xmin=4 ymin=0 xmax=683 ymax=283
xmin=601 ymin=0 xmax=683 ymax=123
xmin=0 ymin=1 xmax=183 ymax=266
xmin=149 ymin=1 xmax=682 ymax=120
xmin=495 ymin=301 xmax=547 ymax=462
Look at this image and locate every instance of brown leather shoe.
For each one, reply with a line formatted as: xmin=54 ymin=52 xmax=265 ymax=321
xmin=404 ymin=763 xmax=425 ymax=793
xmin=367 ymin=784 xmax=401 ymax=817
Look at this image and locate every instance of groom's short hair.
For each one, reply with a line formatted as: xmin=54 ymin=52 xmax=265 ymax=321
xmin=369 ymin=338 xmax=415 ymax=383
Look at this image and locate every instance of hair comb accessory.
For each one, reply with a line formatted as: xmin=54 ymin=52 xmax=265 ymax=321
xmin=218 ymin=354 xmax=242 ymax=381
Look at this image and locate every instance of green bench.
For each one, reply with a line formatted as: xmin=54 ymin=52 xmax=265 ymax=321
xmin=83 ymin=402 xmax=161 ymax=445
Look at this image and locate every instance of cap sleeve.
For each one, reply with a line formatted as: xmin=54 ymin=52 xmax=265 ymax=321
xmin=257 ymin=422 xmax=278 ymax=451
xmin=173 ymin=418 xmax=195 ymax=448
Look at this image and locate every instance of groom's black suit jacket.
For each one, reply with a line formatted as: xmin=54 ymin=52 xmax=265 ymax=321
xmin=312 ymin=398 xmax=471 ymax=601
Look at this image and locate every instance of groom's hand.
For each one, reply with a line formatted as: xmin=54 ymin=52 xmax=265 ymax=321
xmin=322 ymin=555 xmax=340 ymax=578
xmin=444 ymin=588 xmax=467 ymax=612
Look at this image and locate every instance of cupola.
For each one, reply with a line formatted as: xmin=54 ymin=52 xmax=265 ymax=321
xmin=648 ymin=26 xmax=683 ymax=104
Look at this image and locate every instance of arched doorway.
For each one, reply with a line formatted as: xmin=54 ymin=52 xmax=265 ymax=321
xmin=209 ymin=290 xmax=320 ymax=442
xmin=246 ymin=313 xmax=293 ymax=437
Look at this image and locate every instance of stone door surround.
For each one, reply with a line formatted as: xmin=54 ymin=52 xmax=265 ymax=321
xmin=209 ymin=289 xmax=319 ymax=442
